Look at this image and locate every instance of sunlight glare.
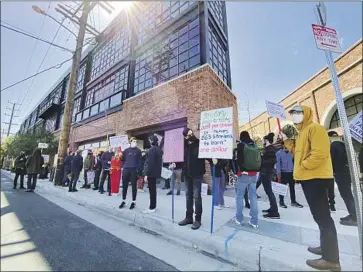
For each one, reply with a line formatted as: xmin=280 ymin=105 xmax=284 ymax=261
xmin=110 ymin=1 xmax=134 ymax=13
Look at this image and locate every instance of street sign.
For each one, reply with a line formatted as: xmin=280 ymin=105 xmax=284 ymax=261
xmin=38 ymin=143 xmax=49 ymax=149
xmin=349 ymin=111 xmax=362 ymax=143
xmin=265 ymin=100 xmax=287 ymax=120
xmin=312 ymin=24 xmax=342 ymax=53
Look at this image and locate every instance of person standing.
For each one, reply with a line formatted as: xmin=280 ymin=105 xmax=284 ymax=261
xmin=119 ymin=137 xmax=142 ymax=210
xmin=110 ymin=151 xmax=123 ymax=195
xmin=62 ymin=151 xmax=74 ymax=187
xmin=137 ymin=150 xmax=147 ymax=192
xmin=178 ymin=128 xmax=206 ymax=230
xmin=260 ymin=133 xmax=280 ymax=219
xmin=93 ymin=151 xmax=103 ymax=191
xmin=232 ymin=131 xmax=260 ymax=229
xmin=285 ymin=105 xmax=340 ymax=271
xmin=69 ymin=150 xmax=83 ymax=192
xmin=81 ymin=150 xmax=95 ymax=189
xmin=13 ymin=151 xmax=26 ymax=189
xmin=99 ymin=147 xmax=114 ymax=195
xmin=167 ymin=162 xmax=183 ymax=196
xmin=276 ymin=146 xmax=303 ymax=208
xmin=210 ymin=159 xmax=229 ymax=210
xmin=25 ymin=148 xmax=43 ymax=192
xmin=143 ymin=135 xmax=163 ymax=213
xmin=328 ymin=131 xmax=357 ymax=226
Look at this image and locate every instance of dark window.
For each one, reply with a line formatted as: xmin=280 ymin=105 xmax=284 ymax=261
xmin=208 ymin=1 xmax=225 ymax=32
xmin=90 ymin=104 xmax=99 ymax=116
xmin=208 ymin=24 xmax=228 ymax=84
xmin=329 ymin=94 xmax=363 ymax=129
xmin=110 ymin=92 xmax=122 ymax=108
xmin=83 ymin=108 xmax=90 ymax=119
xmin=76 ymin=113 xmax=82 ymax=123
xmin=189 ymin=54 xmax=200 ymax=67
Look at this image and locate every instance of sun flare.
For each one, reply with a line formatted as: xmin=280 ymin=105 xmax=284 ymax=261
xmin=109 ymin=1 xmax=134 ymax=13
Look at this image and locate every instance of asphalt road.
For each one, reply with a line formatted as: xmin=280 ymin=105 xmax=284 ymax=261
xmin=1 ymin=173 xmax=177 ymax=271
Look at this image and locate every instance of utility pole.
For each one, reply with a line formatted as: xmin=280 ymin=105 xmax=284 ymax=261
xmin=3 ymin=101 xmax=20 ymax=137
xmin=52 ymin=1 xmax=113 ymax=186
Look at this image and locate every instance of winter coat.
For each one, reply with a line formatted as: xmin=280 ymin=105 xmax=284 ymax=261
xmin=122 ymin=147 xmax=142 ymax=169
xmin=94 ymin=155 xmax=102 ymax=171
xmin=71 ymin=154 xmax=83 ymax=174
xmin=84 ymin=155 xmax=95 ymax=171
xmin=144 ymin=145 xmax=163 ymax=178
xmin=101 ymin=151 xmax=114 ymax=170
xmin=260 ymin=145 xmax=277 ymax=174
xmin=184 ymin=139 xmax=206 ymax=177
xmin=330 ymin=141 xmax=349 ymax=174
xmin=14 ymin=154 xmax=26 ymax=174
xmin=26 ymin=148 xmax=44 ymax=175
xmin=64 ymin=155 xmax=73 ymax=174
xmin=284 ymin=105 xmax=333 ymax=181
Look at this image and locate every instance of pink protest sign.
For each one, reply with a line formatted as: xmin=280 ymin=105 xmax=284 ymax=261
xmin=163 ymin=128 xmax=184 ymax=163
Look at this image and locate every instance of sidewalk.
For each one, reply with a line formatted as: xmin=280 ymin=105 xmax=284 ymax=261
xmin=2 ymin=170 xmax=361 ymax=271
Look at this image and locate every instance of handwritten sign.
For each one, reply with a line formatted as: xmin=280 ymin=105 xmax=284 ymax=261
xmin=163 ymin=128 xmax=184 ymax=163
xmin=265 ymin=101 xmax=287 ymax=120
xmin=349 ymin=111 xmax=362 ymax=143
xmin=109 ymin=135 xmax=129 ymax=150
xmin=161 ymin=167 xmax=173 ymax=180
xmin=271 ymin=182 xmax=288 ymax=196
xmin=198 ymin=107 xmax=233 ymax=160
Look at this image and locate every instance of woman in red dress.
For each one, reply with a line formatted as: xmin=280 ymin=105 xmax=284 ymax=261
xmin=110 ymin=151 xmax=122 ymax=195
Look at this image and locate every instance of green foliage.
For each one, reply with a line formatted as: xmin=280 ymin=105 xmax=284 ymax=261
xmin=282 ymin=124 xmax=299 ymax=139
xmin=2 ymin=128 xmax=58 ymax=157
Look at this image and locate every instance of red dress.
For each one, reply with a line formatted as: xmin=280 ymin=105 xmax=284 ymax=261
xmin=110 ymin=156 xmax=122 ymax=194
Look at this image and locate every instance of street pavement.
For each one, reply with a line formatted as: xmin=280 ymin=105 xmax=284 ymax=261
xmin=1 ymin=171 xmax=361 ymax=271
xmin=1 ymin=172 xmax=242 ymax=271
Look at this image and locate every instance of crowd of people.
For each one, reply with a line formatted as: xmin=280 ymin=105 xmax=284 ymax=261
xmin=8 ymin=105 xmax=362 ymax=271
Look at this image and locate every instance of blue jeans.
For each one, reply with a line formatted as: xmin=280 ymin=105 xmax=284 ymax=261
xmin=236 ymin=175 xmax=258 ymax=225
xmin=214 ymin=172 xmax=225 ymax=206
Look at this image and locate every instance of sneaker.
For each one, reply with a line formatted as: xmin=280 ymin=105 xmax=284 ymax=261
xmin=249 ymin=221 xmax=258 ymax=230
xmin=191 ymin=221 xmax=201 ymax=230
xmin=119 ymin=201 xmax=126 ymax=209
xmin=138 ymin=189 xmax=144 ymax=193
xmin=308 ymin=246 xmax=322 ymax=256
xmin=20 ymin=186 xmax=25 ymax=189
xmin=279 ymin=203 xmax=287 ymax=209
xmin=235 ymin=219 xmax=242 ymax=226
xmin=306 ymin=258 xmax=341 ymax=271
xmin=166 ymin=191 xmax=172 ymax=195
xmin=291 ymin=202 xmax=303 ymax=208
xmin=25 ymin=189 xmax=33 ymax=192
xmin=68 ymin=189 xmax=72 ymax=192
xmin=262 ymin=208 xmax=271 ymax=213
xmin=92 ymin=187 xmax=98 ymax=191
xmin=142 ymin=208 xmax=156 ymax=214
xmin=176 ymin=190 xmax=181 ymax=195
xmin=129 ymin=202 xmax=136 ymax=210
xmin=178 ymin=218 xmax=193 ymax=226
xmin=263 ymin=212 xmax=280 ymax=219
xmin=221 ymin=204 xmax=230 ymax=208
xmin=215 ymin=205 xmax=222 ymax=210
xmin=340 ymin=218 xmax=357 ymax=226
xmin=72 ymin=189 xmax=78 ymax=192
xmin=340 ymin=215 xmax=351 ymax=221
xmin=330 ymin=204 xmax=336 ymax=212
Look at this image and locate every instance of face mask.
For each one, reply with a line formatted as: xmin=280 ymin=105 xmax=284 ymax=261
xmin=130 ymin=142 xmax=137 ymax=148
xmin=292 ymin=113 xmax=304 ymax=124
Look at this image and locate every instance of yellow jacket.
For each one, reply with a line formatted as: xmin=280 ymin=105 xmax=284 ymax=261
xmin=284 ymin=106 xmax=333 ymax=181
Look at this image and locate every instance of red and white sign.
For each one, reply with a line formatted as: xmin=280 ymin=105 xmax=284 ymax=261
xmin=312 ymin=24 xmax=342 ymax=53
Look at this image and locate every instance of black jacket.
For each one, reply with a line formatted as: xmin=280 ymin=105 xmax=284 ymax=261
xmin=260 ymin=145 xmax=277 ymax=174
xmin=185 ymin=139 xmax=206 ymax=177
xmin=26 ymin=148 xmax=44 ymax=175
xmin=94 ymin=155 xmax=102 ymax=171
xmin=14 ymin=154 xmax=26 ymax=174
xmin=330 ymin=141 xmax=349 ymax=174
xmin=64 ymin=155 xmax=73 ymax=173
xmin=71 ymin=154 xmax=83 ymax=174
xmin=101 ymin=151 xmax=114 ymax=170
xmin=144 ymin=145 xmax=163 ymax=178
xmin=209 ymin=159 xmax=228 ymax=177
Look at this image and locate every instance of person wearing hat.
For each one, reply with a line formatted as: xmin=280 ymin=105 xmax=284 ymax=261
xmin=328 ymin=131 xmax=357 ymax=226
xmin=119 ymin=137 xmax=142 ymax=210
xmin=178 ymin=128 xmax=206 ymax=230
xmin=260 ymin=132 xmax=280 ymax=219
xmin=285 ymin=105 xmax=340 ymax=271
xmin=142 ymin=135 xmax=163 ymax=213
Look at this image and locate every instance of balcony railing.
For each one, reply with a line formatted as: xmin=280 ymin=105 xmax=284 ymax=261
xmin=39 ymin=96 xmax=61 ymax=119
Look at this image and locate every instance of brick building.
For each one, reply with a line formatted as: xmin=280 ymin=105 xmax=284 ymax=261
xmin=240 ymin=39 xmax=362 ymax=149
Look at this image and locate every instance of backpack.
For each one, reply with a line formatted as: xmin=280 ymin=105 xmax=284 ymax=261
xmin=237 ymin=142 xmax=262 ymax=171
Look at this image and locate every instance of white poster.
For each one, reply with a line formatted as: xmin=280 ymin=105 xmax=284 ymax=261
xmin=272 ymin=182 xmax=288 ymax=196
xmin=161 ymin=167 xmax=173 ymax=180
xmin=265 ymin=101 xmax=287 ymax=120
xmin=349 ymin=111 xmax=362 ymax=143
xmin=198 ymin=107 xmax=234 ymax=160
xmin=109 ymin=135 xmax=130 ymax=151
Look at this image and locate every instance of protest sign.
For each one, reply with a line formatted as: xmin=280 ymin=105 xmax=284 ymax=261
xmin=161 ymin=167 xmax=173 ymax=180
xmin=109 ymin=135 xmax=130 ymax=150
xmin=272 ymin=182 xmax=288 ymax=196
xmin=349 ymin=111 xmax=362 ymax=143
xmin=163 ymin=128 xmax=184 ymax=163
xmin=265 ymin=101 xmax=287 ymax=120
xmin=198 ymin=107 xmax=234 ymax=160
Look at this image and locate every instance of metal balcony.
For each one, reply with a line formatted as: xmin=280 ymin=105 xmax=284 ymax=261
xmin=38 ymin=96 xmax=61 ymax=119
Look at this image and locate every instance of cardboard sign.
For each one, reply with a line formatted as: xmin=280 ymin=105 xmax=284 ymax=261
xmin=198 ymin=107 xmax=234 ymax=160
xmin=349 ymin=111 xmax=362 ymax=143
xmin=201 ymin=183 xmax=208 ymax=196
xmin=38 ymin=143 xmax=49 ymax=149
xmin=312 ymin=24 xmax=342 ymax=54
xmin=272 ymin=182 xmax=288 ymax=196
xmin=109 ymin=135 xmax=130 ymax=150
xmin=161 ymin=167 xmax=173 ymax=180
xmin=163 ymin=128 xmax=185 ymax=163
xmin=265 ymin=101 xmax=287 ymax=120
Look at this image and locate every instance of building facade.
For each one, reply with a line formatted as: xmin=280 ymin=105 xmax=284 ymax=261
xmin=17 ymin=1 xmax=238 ymax=187
xmin=240 ymin=39 xmax=362 ymax=151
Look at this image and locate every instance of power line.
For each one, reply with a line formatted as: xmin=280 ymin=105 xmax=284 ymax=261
xmin=1 ymin=58 xmax=73 ymax=92
xmin=1 ymin=24 xmax=74 ymax=53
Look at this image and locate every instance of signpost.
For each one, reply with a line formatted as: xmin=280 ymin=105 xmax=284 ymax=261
xmin=265 ymin=100 xmax=287 ymax=142
xmin=314 ymin=2 xmax=362 ymax=257
xmin=198 ymin=107 xmax=233 ymax=234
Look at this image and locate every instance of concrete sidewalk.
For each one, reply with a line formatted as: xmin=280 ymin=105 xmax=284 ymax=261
xmin=2 ymin=170 xmax=361 ymax=271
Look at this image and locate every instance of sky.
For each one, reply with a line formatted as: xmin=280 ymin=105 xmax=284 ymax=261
xmin=1 ymin=1 xmax=362 ymax=137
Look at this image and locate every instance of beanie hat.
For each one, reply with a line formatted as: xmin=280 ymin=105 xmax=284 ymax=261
xmin=240 ymin=131 xmax=251 ymax=142
xmin=183 ymin=127 xmax=192 ymax=137
xmin=264 ymin=133 xmax=275 ymax=144
xmin=149 ymin=135 xmax=159 ymax=146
